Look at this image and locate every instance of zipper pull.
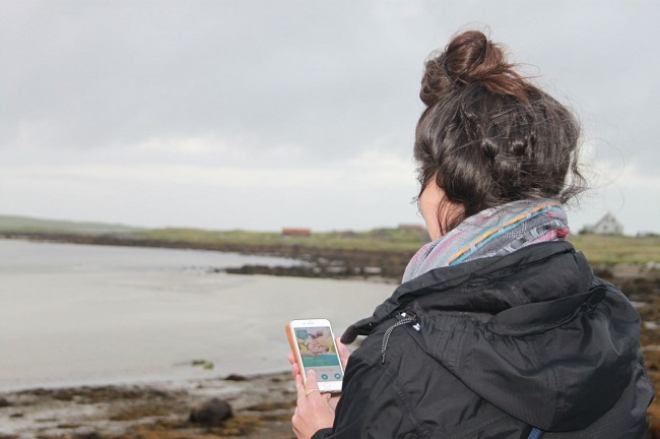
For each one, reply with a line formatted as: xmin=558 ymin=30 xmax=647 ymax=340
xmin=381 ymin=313 xmax=418 ymax=364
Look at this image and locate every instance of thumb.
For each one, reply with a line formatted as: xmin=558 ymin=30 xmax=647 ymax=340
xmin=336 ymin=337 xmax=350 ymax=370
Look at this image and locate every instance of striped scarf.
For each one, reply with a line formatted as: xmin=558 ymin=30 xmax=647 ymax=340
xmin=402 ymin=199 xmax=570 ymax=283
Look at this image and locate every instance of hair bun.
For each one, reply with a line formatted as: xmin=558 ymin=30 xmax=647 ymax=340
xmin=420 ymin=30 xmax=529 ymax=106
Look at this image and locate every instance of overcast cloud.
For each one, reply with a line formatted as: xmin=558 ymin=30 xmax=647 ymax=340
xmin=2 ymin=1 xmax=659 ymax=233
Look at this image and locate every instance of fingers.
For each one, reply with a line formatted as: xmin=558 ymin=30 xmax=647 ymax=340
xmin=288 ymin=353 xmax=301 ymax=379
xmin=327 ymin=394 xmax=341 ymax=411
xmin=291 ymin=362 xmax=300 ymax=378
xmin=292 ymin=370 xmax=336 ymax=437
xmin=336 ymin=337 xmax=350 ymax=370
xmin=295 ymin=370 xmax=323 ymax=406
xmin=305 ymin=369 xmax=320 ymax=393
xmin=295 ymin=371 xmax=307 ymax=399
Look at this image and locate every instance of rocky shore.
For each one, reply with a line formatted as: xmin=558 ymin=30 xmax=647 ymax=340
xmin=594 ymin=267 xmax=660 ymax=437
xmin=0 ymin=372 xmax=298 ymax=439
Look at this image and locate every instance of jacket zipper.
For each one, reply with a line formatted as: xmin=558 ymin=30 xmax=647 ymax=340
xmin=381 ymin=312 xmax=418 ymax=364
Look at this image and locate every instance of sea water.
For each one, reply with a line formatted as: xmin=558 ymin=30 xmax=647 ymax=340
xmin=0 ymin=239 xmax=396 ymax=390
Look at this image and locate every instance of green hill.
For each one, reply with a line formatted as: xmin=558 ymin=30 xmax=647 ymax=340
xmin=0 ymin=215 xmax=143 ymax=235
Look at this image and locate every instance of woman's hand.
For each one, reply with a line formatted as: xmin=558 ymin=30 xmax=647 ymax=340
xmin=288 ymin=338 xmax=350 ymax=410
xmin=288 ymin=338 xmax=351 ymax=438
xmin=292 ymin=370 xmax=336 ymax=439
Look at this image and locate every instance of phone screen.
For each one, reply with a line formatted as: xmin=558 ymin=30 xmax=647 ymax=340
xmin=294 ymin=326 xmax=343 ymax=383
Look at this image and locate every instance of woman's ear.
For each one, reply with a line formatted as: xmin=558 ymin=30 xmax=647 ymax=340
xmin=419 ymin=178 xmax=464 ymax=240
xmin=436 ymin=197 xmax=464 ymax=238
xmin=419 ymin=179 xmax=445 ymax=240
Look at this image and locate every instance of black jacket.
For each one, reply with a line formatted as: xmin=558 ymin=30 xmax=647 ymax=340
xmin=314 ymin=242 xmax=654 ymax=439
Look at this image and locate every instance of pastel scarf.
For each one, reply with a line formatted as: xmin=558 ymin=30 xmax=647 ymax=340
xmin=402 ymin=199 xmax=570 ymax=283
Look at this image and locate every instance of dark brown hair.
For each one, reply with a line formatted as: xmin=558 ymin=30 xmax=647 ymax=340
xmin=415 ymin=30 xmax=585 ymax=233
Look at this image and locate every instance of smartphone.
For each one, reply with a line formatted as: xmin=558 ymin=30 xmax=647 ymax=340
xmin=286 ymin=318 xmax=343 ymax=393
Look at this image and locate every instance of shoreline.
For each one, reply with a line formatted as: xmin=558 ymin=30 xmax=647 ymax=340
xmin=0 ymin=232 xmax=412 ymax=283
xmin=3 ymin=233 xmax=658 ymax=282
xmin=0 ymin=364 xmax=290 ymax=394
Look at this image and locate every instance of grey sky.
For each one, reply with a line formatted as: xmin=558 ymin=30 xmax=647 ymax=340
xmin=2 ymin=1 xmax=659 ymax=233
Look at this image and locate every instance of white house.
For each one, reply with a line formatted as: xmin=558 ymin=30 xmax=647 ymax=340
xmin=583 ymin=212 xmax=624 ymax=235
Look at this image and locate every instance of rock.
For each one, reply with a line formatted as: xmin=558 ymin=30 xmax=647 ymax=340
xmin=189 ymin=398 xmax=233 ymax=427
xmin=0 ymin=397 xmax=12 ymax=407
xmin=224 ymin=373 xmax=248 ymax=381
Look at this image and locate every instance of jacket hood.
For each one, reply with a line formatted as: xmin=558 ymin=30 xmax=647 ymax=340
xmin=342 ymin=242 xmax=642 ymax=432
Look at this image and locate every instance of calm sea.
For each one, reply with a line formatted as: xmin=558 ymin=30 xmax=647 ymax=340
xmin=0 ymin=239 xmax=395 ymax=391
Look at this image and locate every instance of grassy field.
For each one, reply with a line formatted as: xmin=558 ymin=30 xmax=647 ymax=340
xmin=141 ymin=227 xmax=430 ymax=252
xmin=568 ymin=234 xmax=660 ymax=265
xmin=141 ymin=228 xmax=660 ymax=264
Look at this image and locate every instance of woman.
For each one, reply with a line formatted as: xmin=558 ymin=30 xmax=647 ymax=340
xmin=290 ymin=30 xmax=654 ymax=439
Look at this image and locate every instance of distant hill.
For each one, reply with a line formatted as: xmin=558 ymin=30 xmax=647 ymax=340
xmin=0 ymin=215 xmax=144 ymax=235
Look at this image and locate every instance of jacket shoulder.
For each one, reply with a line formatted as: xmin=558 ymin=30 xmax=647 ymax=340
xmin=330 ymin=333 xmax=424 ymax=438
xmin=345 ymin=316 xmax=529 ymax=438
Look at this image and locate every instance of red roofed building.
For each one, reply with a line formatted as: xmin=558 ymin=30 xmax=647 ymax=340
xmin=282 ymin=228 xmax=311 ymax=236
